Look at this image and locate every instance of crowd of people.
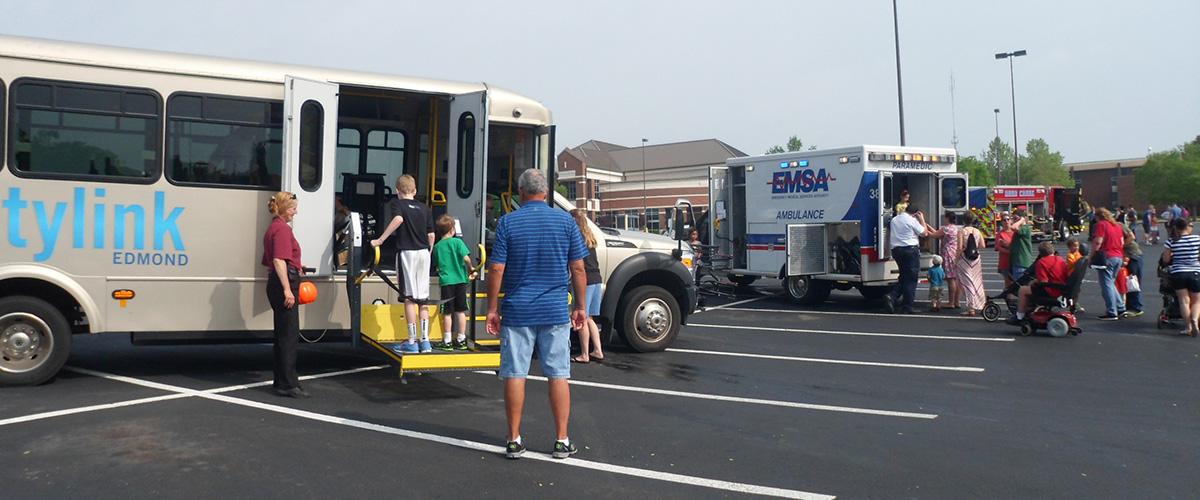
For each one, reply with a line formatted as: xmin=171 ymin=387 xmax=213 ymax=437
xmin=885 ymin=200 xmax=1199 ymax=337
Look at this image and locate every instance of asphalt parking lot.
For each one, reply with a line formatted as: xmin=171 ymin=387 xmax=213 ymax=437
xmin=3 ymin=244 xmax=1199 ymax=499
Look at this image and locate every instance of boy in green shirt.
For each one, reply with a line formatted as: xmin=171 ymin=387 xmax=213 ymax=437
xmin=1009 ymin=208 xmax=1035 ymax=277
xmin=433 ymin=215 xmax=474 ymax=350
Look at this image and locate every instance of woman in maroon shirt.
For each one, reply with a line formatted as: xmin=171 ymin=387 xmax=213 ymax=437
xmin=262 ymin=192 xmax=307 ymax=398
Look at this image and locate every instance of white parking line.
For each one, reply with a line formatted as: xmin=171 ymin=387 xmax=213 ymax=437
xmin=717 ymin=306 xmax=986 ymax=321
xmin=0 ymin=393 xmax=191 ymax=427
xmin=687 ymin=322 xmax=1013 ymax=342
xmin=65 ymin=366 xmax=835 ymax=500
xmin=0 ymin=365 xmax=388 ymax=428
xmin=702 ymin=293 xmax=781 ymax=310
xmin=502 ymin=373 xmax=938 ymax=420
xmin=665 ymin=348 xmax=986 ymax=372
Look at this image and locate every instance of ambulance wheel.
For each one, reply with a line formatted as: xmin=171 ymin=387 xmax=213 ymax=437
xmin=784 ymin=276 xmax=831 ymax=305
xmin=1046 ymin=317 xmax=1070 ymax=338
xmin=0 ymin=296 xmax=72 ymax=387
xmin=617 ymin=285 xmax=680 ymax=353
xmin=858 ymin=286 xmax=890 ymax=300
xmin=729 ymin=275 xmax=757 ymax=287
xmin=982 ymin=303 xmax=1002 ymax=322
xmin=1019 ymin=323 xmax=1034 ymax=336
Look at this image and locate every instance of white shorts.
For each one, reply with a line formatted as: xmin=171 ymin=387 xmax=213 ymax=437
xmin=398 ymin=249 xmax=430 ymax=301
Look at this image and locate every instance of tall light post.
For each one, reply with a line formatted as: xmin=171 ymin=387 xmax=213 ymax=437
xmin=992 ymin=108 xmax=1002 ymax=182
xmin=892 ymin=0 xmax=906 ymax=145
xmin=641 ymin=138 xmax=648 ymax=230
xmin=995 ymin=49 xmax=1026 ymax=183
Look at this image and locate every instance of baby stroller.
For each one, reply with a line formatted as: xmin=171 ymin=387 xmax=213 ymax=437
xmin=982 ymin=271 xmax=1032 ymax=322
xmin=1156 ymin=262 xmax=1183 ymax=330
xmin=982 ymin=254 xmax=1046 ymax=322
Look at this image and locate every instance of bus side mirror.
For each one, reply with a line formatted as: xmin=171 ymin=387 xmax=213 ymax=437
xmin=673 ymin=199 xmax=693 ymax=241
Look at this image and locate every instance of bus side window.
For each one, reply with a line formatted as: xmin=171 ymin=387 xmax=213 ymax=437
xmin=11 ymin=78 xmax=162 ymax=183
xmin=166 ymin=92 xmax=283 ymax=189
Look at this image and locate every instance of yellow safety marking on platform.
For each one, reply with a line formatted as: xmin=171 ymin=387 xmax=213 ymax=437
xmin=400 ymin=352 xmax=500 ymax=371
xmin=474 ymin=339 xmax=500 ymax=346
xmin=360 ymin=304 xmax=446 ymax=342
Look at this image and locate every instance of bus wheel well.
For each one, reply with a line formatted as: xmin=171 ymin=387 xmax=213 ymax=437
xmin=0 ymin=278 xmax=87 ymax=333
xmin=619 ymin=270 xmax=688 ymax=313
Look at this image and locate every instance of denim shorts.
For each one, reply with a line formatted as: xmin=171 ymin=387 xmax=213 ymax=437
xmin=586 ymin=283 xmax=602 ymax=316
xmin=499 ymin=323 xmax=571 ymax=379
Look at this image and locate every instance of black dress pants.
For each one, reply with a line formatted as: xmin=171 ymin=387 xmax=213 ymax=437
xmin=890 ymin=246 xmax=921 ymax=312
xmin=267 ymin=273 xmax=301 ymax=390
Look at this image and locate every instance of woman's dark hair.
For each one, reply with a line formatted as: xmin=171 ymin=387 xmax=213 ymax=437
xmin=944 ymin=212 xmax=958 ymax=224
xmin=1172 ymin=217 xmax=1190 ymax=232
xmin=962 ymin=211 xmax=976 ymax=225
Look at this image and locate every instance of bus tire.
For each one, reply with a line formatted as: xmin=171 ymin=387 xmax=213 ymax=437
xmin=784 ymin=276 xmax=831 ymax=305
xmin=617 ymin=285 xmax=680 ymax=352
xmin=0 ymin=296 xmax=72 ymax=387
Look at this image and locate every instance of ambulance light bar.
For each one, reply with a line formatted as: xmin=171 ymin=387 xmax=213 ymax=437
xmin=867 ymin=152 xmax=956 ymax=163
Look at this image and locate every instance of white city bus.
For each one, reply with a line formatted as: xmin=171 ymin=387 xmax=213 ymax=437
xmin=0 ymin=35 xmax=697 ymax=386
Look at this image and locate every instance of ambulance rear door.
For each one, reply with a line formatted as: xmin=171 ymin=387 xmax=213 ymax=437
xmin=877 ymin=171 xmax=893 ymax=260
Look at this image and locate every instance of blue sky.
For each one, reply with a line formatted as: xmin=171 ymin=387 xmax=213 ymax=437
xmin=2 ymin=0 xmax=1196 ymax=162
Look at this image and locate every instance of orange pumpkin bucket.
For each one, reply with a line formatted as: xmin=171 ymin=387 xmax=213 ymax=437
xmin=298 ymin=281 xmax=318 ymax=305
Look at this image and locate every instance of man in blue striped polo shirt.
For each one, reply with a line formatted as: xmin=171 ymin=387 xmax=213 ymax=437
xmin=486 ymin=168 xmax=589 ymax=460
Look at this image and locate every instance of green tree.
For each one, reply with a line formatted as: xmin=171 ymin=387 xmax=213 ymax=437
xmin=1136 ymin=139 xmax=1200 ymax=207
xmin=982 ymin=137 xmax=1015 ymax=184
xmin=1019 ymin=138 xmax=1071 ymax=186
xmin=765 ymin=135 xmax=807 ymax=154
xmin=956 ymin=155 xmax=995 ymax=186
xmin=554 ymin=183 xmax=568 ymax=198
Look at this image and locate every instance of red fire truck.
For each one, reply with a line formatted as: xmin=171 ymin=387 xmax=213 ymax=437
xmin=971 ymin=185 xmax=1083 ymax=241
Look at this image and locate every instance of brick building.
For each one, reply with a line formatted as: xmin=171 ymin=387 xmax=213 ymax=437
xmin=557 ymin=139 xmax=746 ymax=231
xmin=1065 ymin=157 xmax=1147 ymax=210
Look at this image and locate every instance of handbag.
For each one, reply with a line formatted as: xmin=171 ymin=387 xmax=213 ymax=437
xmin=1126 ymin=275 xmax=1141 ymax=293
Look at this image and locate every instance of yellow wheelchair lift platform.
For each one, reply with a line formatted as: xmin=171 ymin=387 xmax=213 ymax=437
xmin=358 ymin=303 xmax=500 ymax=378
xmin=345 ymin=235 xmax=498 ymax=380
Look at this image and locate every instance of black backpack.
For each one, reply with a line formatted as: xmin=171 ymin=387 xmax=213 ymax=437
xmin=963 ymin=231 xmax=979 ymax=261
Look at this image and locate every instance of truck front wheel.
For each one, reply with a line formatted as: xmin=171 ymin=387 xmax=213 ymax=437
xmin=0 ymin=296 xmax=72 ymax=386
xmin=617 ymin=285 xmax=680 ymax=352
xmin=784 ymin=276 xmax=831 ymax=305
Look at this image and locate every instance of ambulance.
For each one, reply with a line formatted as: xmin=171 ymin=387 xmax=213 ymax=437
xmin=708 ymin=146 xmax=967 ymax=304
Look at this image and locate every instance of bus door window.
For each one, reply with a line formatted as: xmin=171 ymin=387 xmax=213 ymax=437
xmin=334 ymin=127 xmax=360 ymax=193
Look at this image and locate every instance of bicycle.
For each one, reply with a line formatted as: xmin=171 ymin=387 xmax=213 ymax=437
xmin=692 ymin=244 xmax=741 ymax=299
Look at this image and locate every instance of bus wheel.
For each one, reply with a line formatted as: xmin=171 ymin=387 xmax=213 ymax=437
xmin=784 ymin=276 xmax=831 ymax=305
xmin=618 ymin=285 xmax=680 ymax=352
xmin=0 ymin=296 xmax=72 ymax=386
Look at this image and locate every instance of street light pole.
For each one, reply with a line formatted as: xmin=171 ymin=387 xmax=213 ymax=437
xmin=641 ymin=138 xmax=648 ymax=231
xmin=995 ymin=50 xmax=1026 ymax=183
xmin=892 ymin=0 xmax=906 ymax=146
xmin=993 ymin=108 xmax=1001 ymax=182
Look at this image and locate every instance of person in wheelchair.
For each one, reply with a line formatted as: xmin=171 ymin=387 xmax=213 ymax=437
xmin=1007 ymin=242 xmax=1071 ymax=325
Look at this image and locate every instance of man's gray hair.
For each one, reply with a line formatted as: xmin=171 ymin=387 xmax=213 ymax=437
xmin=517 ymin=168 xmax=548 ymax=195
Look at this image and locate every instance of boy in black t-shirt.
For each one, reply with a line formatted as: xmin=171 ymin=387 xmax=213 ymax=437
xmin=371 ymin=175 xmax=435 ymax=353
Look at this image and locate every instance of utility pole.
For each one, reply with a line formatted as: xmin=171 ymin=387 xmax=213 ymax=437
xmin=892 ymin=0 xmax=906 ymax=146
